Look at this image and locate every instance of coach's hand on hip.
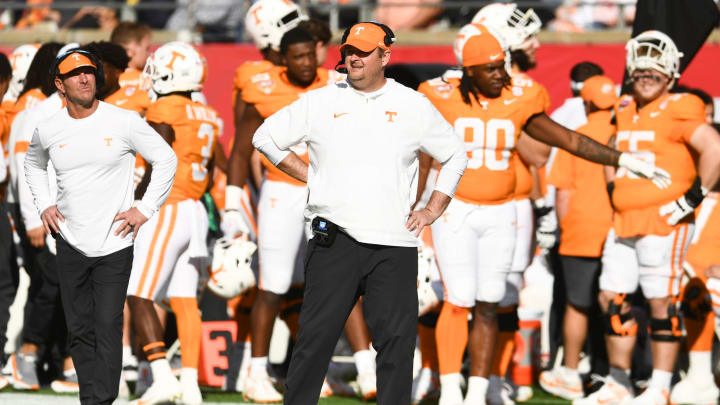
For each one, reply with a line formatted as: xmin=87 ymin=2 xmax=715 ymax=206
xmin=114 ymin=207 xmax=148 ymax=238
xmin=41 ymin=205 xmax=65 ymax=235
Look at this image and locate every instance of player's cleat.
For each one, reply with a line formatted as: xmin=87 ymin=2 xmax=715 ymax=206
xmin=356 ymin=372 xmax=377 ymax=400
xmin=130 ymin=377 xmax=183 ymax=405
xmin=439 ymin=373 xmax=465 ymax=405
xmin=179 ymin=368 xmax=203 ymax=405
xmin=51 ymin=372 xmax=80 ymax=393
xmin=135 ymin=361 xmax=153 ymax=397
xmin=573 ymin=376 xmax=633 ymax=405
xmin=670 ymin=373 xmax=719 ymax=405
xmin=411 ymin=367 xmax=440 ymax=404
xmin=243 ymin=374 xmax=283 ymax=403
xmin=487 ymin=377 xmax=515 ymax=405
xmin=320 ymin=375 xmax=355 ymax=398
xmin=632 ymin=387 xmax=669 ymax=405
xmin=8 ymin=353 xmax=39 ymax=390
xmin=118 ymin=373 xmax=131 ymax=400
xmin=539 ymin=367 xmax=584 ymax=400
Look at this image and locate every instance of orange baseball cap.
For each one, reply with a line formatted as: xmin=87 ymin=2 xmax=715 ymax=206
xmin=461 ymin=25 xmax=505 ymax=67
xmin=340 ymin=22 xmax=393 ymax=53
xmin=58 ymin=52 xmax=96 ymax=75
xmin=581 ymin=75 xmax=617 ymax=109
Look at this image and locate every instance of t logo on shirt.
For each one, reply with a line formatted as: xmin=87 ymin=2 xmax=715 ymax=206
xmin=104 ymin=138 xmax=112 ymax=146
xmin=385 ymin=111 xmax=397 ymax=122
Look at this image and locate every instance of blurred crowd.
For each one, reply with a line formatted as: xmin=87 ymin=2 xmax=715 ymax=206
xmin=0 ymin=0 xmax=642 ymax=42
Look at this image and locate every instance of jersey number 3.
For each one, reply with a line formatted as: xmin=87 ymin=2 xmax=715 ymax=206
xmin=192 ymin=123 xmax=214 ymax=182
xmin=454 ymin=118 xmax=515 ymax=170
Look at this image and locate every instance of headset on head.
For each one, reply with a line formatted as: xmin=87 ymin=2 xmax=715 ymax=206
xmin=50 ymin=49 xmax=106 ymax=93
xmin=335 ymin=21 xmax=396 ymax=73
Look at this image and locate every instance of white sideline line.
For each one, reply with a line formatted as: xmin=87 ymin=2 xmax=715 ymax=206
xmin=0 ymin=393 xmax=254 ymax=405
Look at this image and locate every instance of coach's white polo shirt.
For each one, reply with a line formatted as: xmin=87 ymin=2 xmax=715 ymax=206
xmin=25 ymin=101 xmax=177 ymax=257
xmin=254 ymin=78 xmax=467 ymax=247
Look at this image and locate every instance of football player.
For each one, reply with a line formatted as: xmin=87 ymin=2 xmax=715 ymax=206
xmin=127 ymin=42 xmax=220 ymax=405
xmin=419 ymin=24 xmax=668 ymax=405
xmin=669 ymin=88 xmax=718 ymax=405
xmin=109 ymin=21 xmax=153 ymax=116
xmin=472 ymin=5 xmax=553 ymax=403
xmin=574 ymin=31 xmax=720 ymax=405
xmin=1 ymin=44 xmax=38 ymax=151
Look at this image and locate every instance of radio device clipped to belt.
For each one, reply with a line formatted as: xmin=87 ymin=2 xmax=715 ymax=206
xmin=311 ymin=217 xmax=338 ymax=247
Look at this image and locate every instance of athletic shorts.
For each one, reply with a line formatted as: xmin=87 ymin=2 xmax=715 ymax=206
xmin=560 ymin=255 xmax=601 ymax=309
xmin=599 ymin=224 xmax=693 ymax=299
xmin=432 ymin=198 xmax=516 ymax=307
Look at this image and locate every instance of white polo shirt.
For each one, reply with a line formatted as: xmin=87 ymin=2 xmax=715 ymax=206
xmin=253 ymin=78 xmax=467 ymax=247
xmin=24 ymin=101 xmax=177 ymax=257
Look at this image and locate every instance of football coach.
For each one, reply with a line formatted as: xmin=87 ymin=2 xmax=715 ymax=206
xmin=24 ymin=49 xmax=177 ymax=405
xmin=252 ymin=22 xmax=468 ymax=404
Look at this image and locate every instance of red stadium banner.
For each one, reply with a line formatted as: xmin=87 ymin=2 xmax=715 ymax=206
xmin=3 ymin=42 xmax=719 ymax=148
xmin=192 ymin=43 xmax=720 ymax=148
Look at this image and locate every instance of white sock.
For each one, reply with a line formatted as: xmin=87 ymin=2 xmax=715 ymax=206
xmin=180 ymin=368 xmax=198 ymax=383
xmin=240 ymin=341 xmax=252 ymax=370
xmin=561 ymin=365 xmax=581 ymax=381
xmin=250 ymin=356 xmax=269 ymax=378
xmin=465 ymin=376 xmax=489 ymax=400
xmin=353 ymin=350 xmax=375 ymax=376
xmin=687 ymin=351 xmax=712 ymax=379
xmin=63 ymin=368 xmax=76 ymax=378
xmin=440 ymin=373 xmax=463 ymax=397
xmin=150 ymin=359 xmax=174 ymax=383
xmin=648 ymin=369 xmax=672 ymax=391
xmin=122 ymin=346 xmax=132 ymax=362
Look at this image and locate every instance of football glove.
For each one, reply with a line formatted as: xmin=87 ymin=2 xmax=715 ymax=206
xmin=659 ymin=177 xmax=707 ymax=226
xmin=220 ymin=209 xmax=250 ymax=238
xmin=618 ymin=152 xmax=671 ymax=189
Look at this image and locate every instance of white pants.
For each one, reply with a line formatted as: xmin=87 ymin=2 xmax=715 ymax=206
xmin=128 ymin=199 xmax=209 ymax=300
xmin=257 ymin=180 xmax=309 ymax=295
xmin=432 ymin=199 xmax=517 ymax=307
xmin=600 ymin=225 xmax=693 ymax=299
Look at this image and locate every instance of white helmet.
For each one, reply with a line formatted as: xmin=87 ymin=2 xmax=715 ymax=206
xmin=453 ymin=22 xmax=510 ymax=66
xmin=207 ymin=237 xmax=257 ymax=299
xmin=143 ymin=41 xmax=207 ymax=95
xmin=4 ymin=44 xmax=40 ymax=102
xmin=472 ymin=3 xmax=541 ymax=51
xmin=626 ymin=30 xmax=683 ymax=79
xmin=417 ymin=246 xmax=440 ymax=317
xmin=245 ymin=0 xmax=308 ymax=51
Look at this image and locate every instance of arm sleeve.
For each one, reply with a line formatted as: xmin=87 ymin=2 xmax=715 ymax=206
xmin=252 ymin=94 xmax=311 ymax=162
xmin=418 ymin=97 xmax=467 ymax=197
xmin=127 ymin=114 xmax=177 ymax=218
xmin=23 ymin=129 xmax=53 ymax=216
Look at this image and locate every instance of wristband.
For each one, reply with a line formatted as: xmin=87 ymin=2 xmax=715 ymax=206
xmin=684 ymin=177 xmax=708 ymax=208
xmin=225 ymin=185 xmax=243 ymax=211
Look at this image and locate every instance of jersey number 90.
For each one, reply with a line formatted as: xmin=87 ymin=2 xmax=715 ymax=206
xmin=454 ymin=118 xmax=515 ymax=170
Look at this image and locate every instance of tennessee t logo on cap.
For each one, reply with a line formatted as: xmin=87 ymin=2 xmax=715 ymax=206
xmin=58 ymin=52 xmax=96 ymax=75
xmin=340 ymin=22 xmax=393 ymax=53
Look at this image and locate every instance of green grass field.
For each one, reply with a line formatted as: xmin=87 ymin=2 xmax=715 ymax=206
xmin=0 ymin=385 xmax=572 ymax=404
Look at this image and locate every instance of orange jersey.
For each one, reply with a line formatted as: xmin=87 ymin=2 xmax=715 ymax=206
xmin=146 ymin=95 xmax=220 ymax=205
xmin=613 ymin=93 xmax=705 ymax=238
xmin=686 ymin=193 xmax=720 ymax=277
xmin=232 ymin=60 xmax=274 ymax=109
xmin=114 ymin=69 xmax=152 ymax=116
xmin=686 ymin=193 xmax=720 ymax=278
xmin=548 ymin=110 xmax=614 ymax=257
xmin=511 ymin=71 xmax=550 ymax=200
xmin=243 ymin=66 xmax=343 ymax=186
xmin=6 ymin=88 xmax=45 ymax=129
xmin=418 ymin=76 xmax=545 ymax=205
